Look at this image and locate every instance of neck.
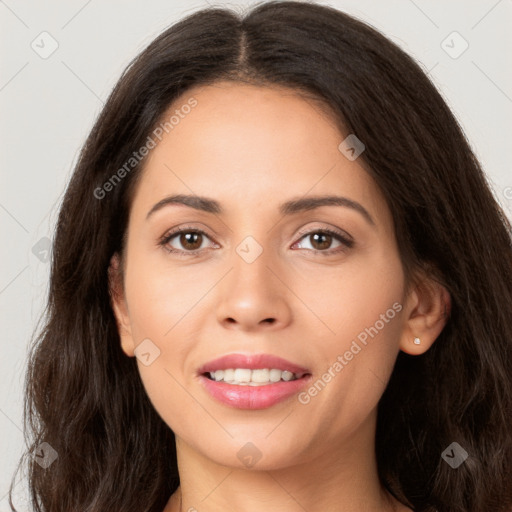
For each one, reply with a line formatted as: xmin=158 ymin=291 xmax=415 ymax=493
xmin=164 ymin=410 xmax=405 ymax=512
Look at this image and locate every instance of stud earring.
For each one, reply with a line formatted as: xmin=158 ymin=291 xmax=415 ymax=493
xmin=413 ymin=337 xmax=421 ymax=345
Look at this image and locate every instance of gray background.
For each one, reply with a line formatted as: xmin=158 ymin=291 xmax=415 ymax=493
xmin=1 ymin=0 xmax=511 ymax=509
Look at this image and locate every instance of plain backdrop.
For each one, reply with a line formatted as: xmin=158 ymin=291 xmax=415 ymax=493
xmin=1 ymin=0 xmax=511 ymax=509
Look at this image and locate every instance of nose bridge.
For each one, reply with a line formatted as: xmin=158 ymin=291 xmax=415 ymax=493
xmin=230 ymin=233 xmax=277 ymax=296
xmin=214 ymin=230 xmax=292 ymax=330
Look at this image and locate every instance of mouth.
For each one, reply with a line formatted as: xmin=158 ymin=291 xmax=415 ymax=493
xmin=203 ymin=368 xmax=308 ymax=385
xmin=197 ymin=354 xmax=312 ymax=409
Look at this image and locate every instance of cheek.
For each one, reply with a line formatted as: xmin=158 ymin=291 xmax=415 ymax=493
xmin=292 ymin=241 xmax=405 ymax=341
xmin=122 ymin=251 xmax=208 ymax=432
xmin=296 ymin=312 xmax=403 ymax=443
xmin=295 ymin=249 xmax=405 ymax=425
xmin=123 ymin=248 xmax=205 ymax=341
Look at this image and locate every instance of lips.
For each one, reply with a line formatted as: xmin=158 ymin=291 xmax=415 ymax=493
xmin=197 ymin=353 xmax=312 ymax=409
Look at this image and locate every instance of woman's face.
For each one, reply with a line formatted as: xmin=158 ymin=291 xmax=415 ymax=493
xmin=112 ymin=81 xmax=412 ymax=470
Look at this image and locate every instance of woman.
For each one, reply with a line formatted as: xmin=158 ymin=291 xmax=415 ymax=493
xmin=9 ymin=1 xmax=512 ymax=511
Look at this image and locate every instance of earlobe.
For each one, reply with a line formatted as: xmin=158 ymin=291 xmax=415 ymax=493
xmin=108 ymin=253 xmax=135 ymax=357
xmin=399 ymin=272 xmax=451 ymax=356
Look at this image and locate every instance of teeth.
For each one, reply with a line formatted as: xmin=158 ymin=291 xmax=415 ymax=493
xmin=281 ymin=370 xmax=294 ymax=381
xmin=251 ymin=369 xmax=270 ymax=383
xmin=234 ymin=368 xmax=251 ymax=382
xmin=207 ymin=368 xmax=300 ymax=385
xmin=269 ymin=369 xmax=282 ymax=382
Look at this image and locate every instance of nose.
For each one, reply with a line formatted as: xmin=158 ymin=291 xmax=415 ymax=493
xmin=215 ymin=248 xmax=293 ymax=332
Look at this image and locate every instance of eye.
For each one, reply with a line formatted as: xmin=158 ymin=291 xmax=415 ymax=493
xmin=293 ymin=228 xmax=354 ymax=255
xmin=158 ymin=225 xmax=354 ymax=257
xmin=158 ymin=226 xmax=217 ymax=256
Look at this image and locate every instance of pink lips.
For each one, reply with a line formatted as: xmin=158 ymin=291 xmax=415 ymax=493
xmin=198 ymin=353 xmax=310 ymax=376
xmin=197 ymin=353 xmax=312 ymax=410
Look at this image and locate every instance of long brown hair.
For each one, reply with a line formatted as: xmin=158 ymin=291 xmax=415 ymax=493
xmin=9 ymin=2 xmax=512 ymax=511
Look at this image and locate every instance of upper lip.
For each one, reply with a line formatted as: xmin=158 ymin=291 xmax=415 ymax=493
xmin=198 ymin=353 xmax=310 ymax=377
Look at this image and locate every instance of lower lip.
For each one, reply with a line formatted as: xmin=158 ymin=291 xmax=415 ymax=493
xmin=199 ymin=374 xmax=312 ymax=409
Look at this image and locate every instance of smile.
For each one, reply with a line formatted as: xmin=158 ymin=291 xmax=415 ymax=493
xmin=205 ymin=368 xmax=301 ymax=385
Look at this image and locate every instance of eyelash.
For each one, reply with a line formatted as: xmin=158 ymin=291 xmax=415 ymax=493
xmin=158 ymin=225 xmax=354 ymax=258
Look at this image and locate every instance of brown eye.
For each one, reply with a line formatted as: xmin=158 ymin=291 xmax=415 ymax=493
xmin=294 ymin=228 xmax=354 ymax=254
xmin=309 ymin=232 xmax=333 ymax=250
xmin=177 ymin=231 xmax=203 ymax=251
xmin=160 ymin=228 xmax=215 ymax=255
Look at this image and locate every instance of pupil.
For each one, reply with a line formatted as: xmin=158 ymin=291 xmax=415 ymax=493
xmin=182 ymin=232 xmax=201 ymax=250
xmin=312 ymin=233 xmax=331 ymax=250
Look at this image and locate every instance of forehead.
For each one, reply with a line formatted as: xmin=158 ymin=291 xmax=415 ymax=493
xmin=130 ymin=81 xmax=389 ymax=227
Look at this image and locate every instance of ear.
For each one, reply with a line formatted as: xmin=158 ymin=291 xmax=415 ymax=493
xmin=108 ymin=253 xmax=135 ymax=357
xmin=399 ymin=270 xmax=451 ymax=355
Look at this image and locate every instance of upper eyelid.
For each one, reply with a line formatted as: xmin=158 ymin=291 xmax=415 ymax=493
xmin=295 ymin=225 xmax=353 ymax=241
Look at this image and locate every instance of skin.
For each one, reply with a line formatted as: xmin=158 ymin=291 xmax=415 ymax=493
xmin=110 ymin=81 xmax=450 ymax=512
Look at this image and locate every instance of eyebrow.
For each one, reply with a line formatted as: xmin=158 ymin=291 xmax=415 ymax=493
xmin=146 ymin=193 xmax=375 ymax=227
